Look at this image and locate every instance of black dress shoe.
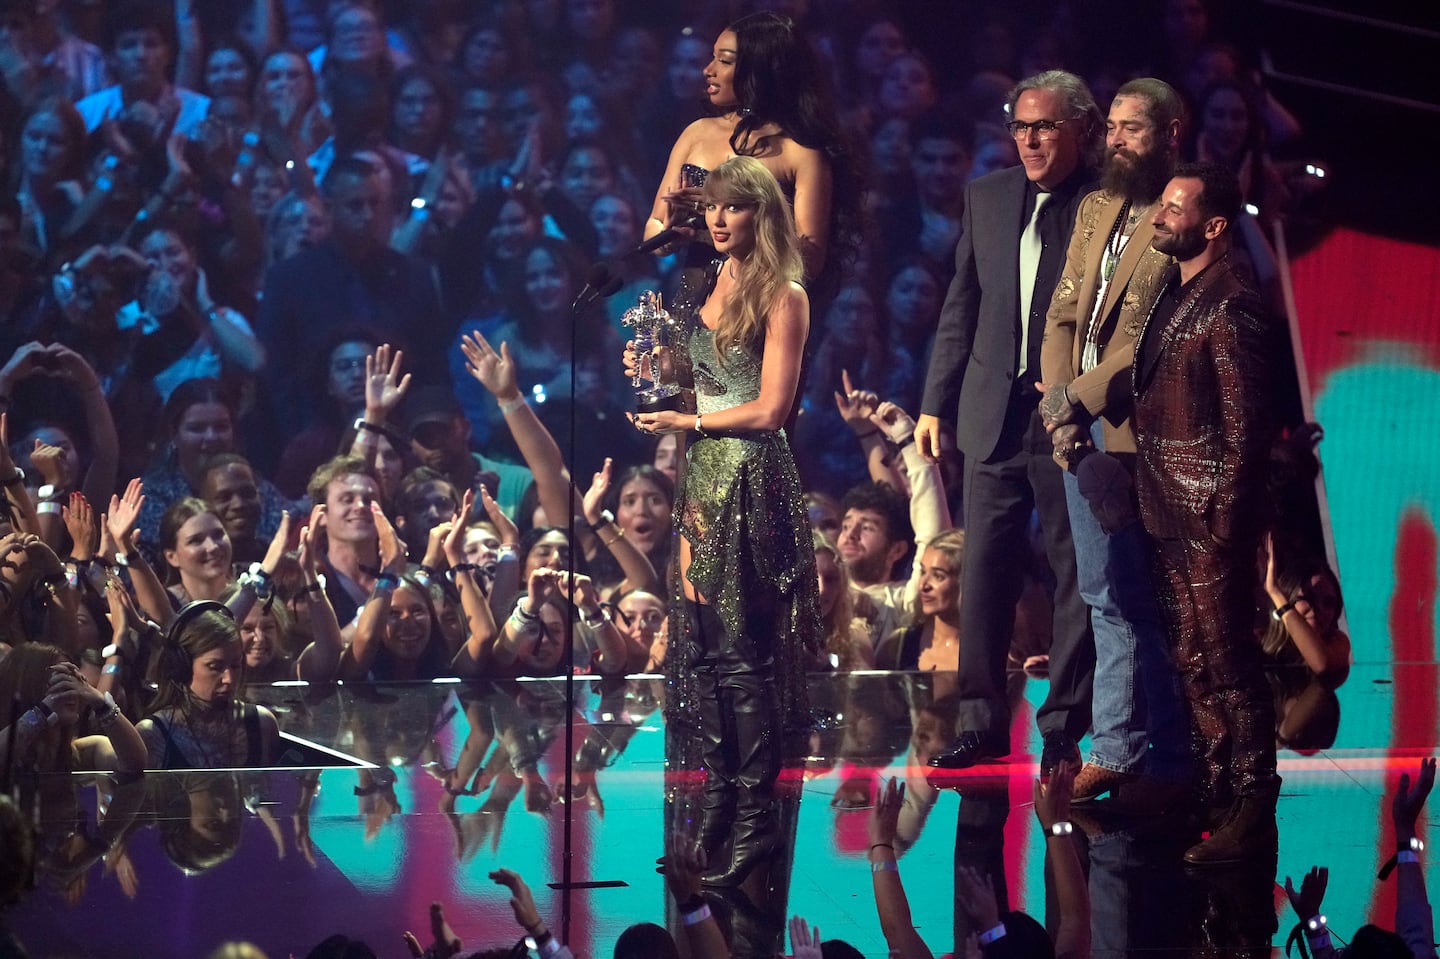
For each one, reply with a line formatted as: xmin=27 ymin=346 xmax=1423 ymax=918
xmin=1040 ymin=733 xmax=1081 ymax=777
xmin=928 ymin=731 xmax=1008 ymax=769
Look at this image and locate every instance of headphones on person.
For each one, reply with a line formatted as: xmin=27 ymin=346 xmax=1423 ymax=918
xmin=161 ymin=600 xmax=236 ymax=685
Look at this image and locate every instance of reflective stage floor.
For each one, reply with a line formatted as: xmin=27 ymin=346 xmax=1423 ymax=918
xmin=8 ymin=666 xmax=1435 ymax=959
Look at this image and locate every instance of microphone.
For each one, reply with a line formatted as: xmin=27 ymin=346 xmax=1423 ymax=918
xmin=573 ymin=261 xmax=614 ymax=310
xmin=573 ymin=261 xmax=624 ymax=311
xmin=628 ymin=211 xmax=705 ymax=257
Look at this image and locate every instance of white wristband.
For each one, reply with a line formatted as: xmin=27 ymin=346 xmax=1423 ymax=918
xmin=977 ymin=923 xmax=1006 ymax=945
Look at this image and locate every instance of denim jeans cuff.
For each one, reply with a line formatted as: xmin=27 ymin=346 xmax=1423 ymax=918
xmin=1085 ymin=755 xmax=1142 ymax=774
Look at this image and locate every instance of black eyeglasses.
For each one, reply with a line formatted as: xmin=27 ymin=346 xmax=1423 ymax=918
xmin=1004 ymin=118 xmax=1070 ymax=141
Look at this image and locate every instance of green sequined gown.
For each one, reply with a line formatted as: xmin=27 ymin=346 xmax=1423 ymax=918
xmin=664 ymin=261 xmax=823 ymax=753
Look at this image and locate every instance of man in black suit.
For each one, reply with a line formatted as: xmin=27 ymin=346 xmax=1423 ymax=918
xmin=917 ymin=71 xmax=1101 ymax=770
xmin=256 ymin=154 xmax=446 ymax=445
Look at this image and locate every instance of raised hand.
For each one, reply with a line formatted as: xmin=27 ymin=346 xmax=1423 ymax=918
xmin=1283 ymin=866 xmax=1328 ymax=920
xmin=1033 ymin=759 xmax=1076 ymax=827
xmin=955 ymin=865 xmax=1000 ymax=930
xmin=372 ymin=503 xmax=406 ymax=574
xmin=442 ymin=489 xmax=474 ymax=568
xmin=29 ymin=438 xmax=68 ymax=487
xmin=489 ymin=868 xmax=542 ymax=933
xmin=869 ymin=776 xmax=905 ymax=849
xmin=261 ymin=511 xmax=292 ymax=575
xmin=459 ymin=332 xmax=519 ymax=402
xmin=402 ymin=901 xmax=462 ymax=959
xmin=478 ymin=486 xmax=517 ymax=548
xmin=296 ymin=504 xmax=325 ymax=575
xmin=364 ymin=344 xmax=411 ymax=423
xmin=106 ymin=478 xmax=145 ymax=549
xmin=582 ymin=458 xmax=613 ymax=525
xmin=1393 ymin=756 xmax=1437 ymax=840
xmin=46 ymin=344 xmax=103 ymax=393
xmin=662 ymin=838 xmax=705 ymax=902
xmin=789 ymin=916 xmax=822 ymax=959
xmin=834 ymin=369 xmax=880 ymax=434
xmin=63 ymin=494 xmax=97 ymax=562
xmin=870 ymin=400 xmax=916 ymax=446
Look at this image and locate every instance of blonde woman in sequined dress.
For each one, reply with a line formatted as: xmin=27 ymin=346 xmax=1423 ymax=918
xmin=627 ymin=156 xmax=822 ymax=887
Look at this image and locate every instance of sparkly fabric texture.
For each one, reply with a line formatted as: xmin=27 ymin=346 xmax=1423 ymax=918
xmin=1133 ymin=256 xmax=1278 ymax=805
xmin=1151 ymin=537 xmax=1277 ymax=804
xmin=1132 ymin=255 xmax=1274 ymax=546
xmin=662 ymin=259 xmax=822 ymax=760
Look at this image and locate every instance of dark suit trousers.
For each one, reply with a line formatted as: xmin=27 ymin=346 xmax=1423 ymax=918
xmin=956 ymin=391 xmax=1095 ymax=741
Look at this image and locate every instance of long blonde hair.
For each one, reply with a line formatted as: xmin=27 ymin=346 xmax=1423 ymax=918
xmin=703 ymin=156 xmax=804 ymax=360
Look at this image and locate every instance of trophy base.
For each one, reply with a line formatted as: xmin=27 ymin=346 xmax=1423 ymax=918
xmin=636 ymin=388 xmax=682 ymax=414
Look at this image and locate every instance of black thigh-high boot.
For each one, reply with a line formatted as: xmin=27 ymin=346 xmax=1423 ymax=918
xmin=702 ymin=605 xmax=781 ymax=887
xmin=689 ymin=601 xmax=737 ymax=858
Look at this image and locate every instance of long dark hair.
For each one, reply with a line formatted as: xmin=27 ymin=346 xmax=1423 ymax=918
xmin=371 ymin=576 xmax=451 ymax=680
xmin=727 ymin=12 xmax=865 ymax=268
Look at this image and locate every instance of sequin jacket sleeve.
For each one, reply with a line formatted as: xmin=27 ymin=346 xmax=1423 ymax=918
xmin=1133 ymin=259 xmax=1274 ymax=545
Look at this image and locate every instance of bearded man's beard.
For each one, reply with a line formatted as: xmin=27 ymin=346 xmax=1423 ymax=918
xmin=1101 ymin=143 xmax=1174 ymax=205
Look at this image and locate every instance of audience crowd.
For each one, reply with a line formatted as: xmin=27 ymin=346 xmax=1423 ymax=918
xmin=0 ymin=0 xmax=1399 ymax=957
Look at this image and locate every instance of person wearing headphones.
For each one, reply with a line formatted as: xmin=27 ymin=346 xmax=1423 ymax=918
xmin=135 ymin=601 xmax=280 ymax=769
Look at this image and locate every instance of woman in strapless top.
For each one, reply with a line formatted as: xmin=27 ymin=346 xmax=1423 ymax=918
xmin=627 ymin=156 xmax=821 ymax=887
xmin=642 ymin=11 xmax=860 ymax=285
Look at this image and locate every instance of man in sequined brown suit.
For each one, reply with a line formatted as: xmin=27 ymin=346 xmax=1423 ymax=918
xmin=1134 ymin=161 xmax=1278 ymax=865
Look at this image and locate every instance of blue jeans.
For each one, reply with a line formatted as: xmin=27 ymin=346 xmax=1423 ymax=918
xmin=1063 ymin=422 xmax=1189 ymax=779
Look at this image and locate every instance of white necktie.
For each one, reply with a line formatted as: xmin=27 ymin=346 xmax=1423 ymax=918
xmin=1017 ymin=191 xmax=1050 ymax=378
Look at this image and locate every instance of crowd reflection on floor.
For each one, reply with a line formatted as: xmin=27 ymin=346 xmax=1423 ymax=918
xmin=8 ymin=667 xmax=1435 ymax=959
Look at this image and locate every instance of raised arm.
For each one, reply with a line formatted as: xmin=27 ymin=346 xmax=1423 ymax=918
xmin=1033 ymin=762 xmax=1090 ymax=959
xmin=570 ymin=572 xmax=635 ymax=675
xmin=295 ymin=507 xmax=347 ymax=684
xmin=1263 ymin=533 xmax=1349 ymax=685
xmin=1391 ymin=757 xmax=1438 ymax=959
xmin=0 ymin=413 xmax=37 ymax=535
xmin=106 ymin=480 xmax=172 ymax=627
xmin=579 ymin=457 xmax=659 ymax=595
xmin=337 ymin=504 xmax=406 ymax=681
xmin=51 ymin=346 xmax=119 ymax=509
xmin=645 ymin=123 xmax=704 ymax=251
xmin=226 ymin=510 xmax=291 ymax=622
xmin=868 ymin=777 xmax=934 ymax=959
xmin=492 ymin=567 xmax=558 ymax=670
xmin=479 ymin=485 xmax=521 ymax=622
xmin=459 ymin=332 xmax=572 ymax=528
xmin=351 ymin=342 xmax=411 ymax=469
xmin=444 ymin=491 xmax=500 ymax=675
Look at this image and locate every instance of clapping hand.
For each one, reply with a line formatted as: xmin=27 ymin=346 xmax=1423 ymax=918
xmin=63 ymin=494 xmax=97 ymax=562
xmin=105 ymin=479 xmax=145 ymax=553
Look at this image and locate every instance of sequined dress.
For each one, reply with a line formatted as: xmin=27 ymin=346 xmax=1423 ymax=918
xmin=664 ymin=261 xmax=822 ymax=746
